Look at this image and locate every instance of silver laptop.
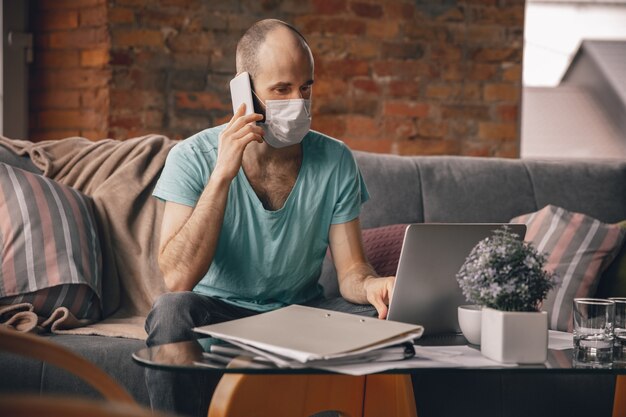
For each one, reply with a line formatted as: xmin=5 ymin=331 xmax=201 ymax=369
xmin=386 ymin=223 xmax=526 ymax=335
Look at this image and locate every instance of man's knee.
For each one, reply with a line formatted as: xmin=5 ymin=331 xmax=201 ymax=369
xmin=145 ymin=291 xmax=207 ymax=346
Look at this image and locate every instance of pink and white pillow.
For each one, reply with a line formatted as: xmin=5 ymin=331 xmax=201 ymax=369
xmin=511 ymin=205 xmax=625 ymax=331
xmin=0 ymin=163 xmax=102 ymax=322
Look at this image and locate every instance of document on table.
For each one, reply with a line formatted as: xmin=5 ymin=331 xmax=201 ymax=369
xmin=548 ymin=330 xmax=573 ymax=350
xmin=193 ymin=305 xmax=424 ymax=367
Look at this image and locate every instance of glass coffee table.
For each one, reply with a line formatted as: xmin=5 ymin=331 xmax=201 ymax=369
xmin=133 ymin=335 xmax=626 ymax=417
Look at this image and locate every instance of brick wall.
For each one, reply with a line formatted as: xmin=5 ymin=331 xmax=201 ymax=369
xmin=29 ymin=0 xmax=110 ymax=141
xmin=29 ymin=0 xmax=524 ymax=157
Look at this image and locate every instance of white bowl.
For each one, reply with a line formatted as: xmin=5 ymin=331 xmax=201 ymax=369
xmin=458 ymin=305 xmax=482 ymax=345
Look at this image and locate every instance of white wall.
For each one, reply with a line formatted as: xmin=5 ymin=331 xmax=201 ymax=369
xmin=524 ymin=2 xmax=626 ymax=87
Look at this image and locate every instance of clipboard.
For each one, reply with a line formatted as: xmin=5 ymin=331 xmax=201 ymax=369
xmin=193 ymin=305 xmax=424 ymax=364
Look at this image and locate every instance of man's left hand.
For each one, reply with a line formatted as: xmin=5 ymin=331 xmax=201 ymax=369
xmin=364 ymin=276 xmax=396 ymax=319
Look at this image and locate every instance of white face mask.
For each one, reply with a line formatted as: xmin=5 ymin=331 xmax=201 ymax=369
xmin=261 ymin=99 xmax=312 ymax=149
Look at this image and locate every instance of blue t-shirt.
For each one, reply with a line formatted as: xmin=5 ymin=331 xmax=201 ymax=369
xmin=153 ymin=125 xmax=369 ymax=311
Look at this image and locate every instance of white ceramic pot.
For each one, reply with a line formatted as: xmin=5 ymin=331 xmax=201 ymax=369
xmin=480 ymin=307 xmax=548 ymax=364
xmin=458 ymin=305 xmax=482 ymax=345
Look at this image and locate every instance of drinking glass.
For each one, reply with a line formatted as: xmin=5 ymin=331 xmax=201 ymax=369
xmin=573 ymin=298 xmax=614 ymax=365
xmin=609 ymin=297 xmax=626 ymax=360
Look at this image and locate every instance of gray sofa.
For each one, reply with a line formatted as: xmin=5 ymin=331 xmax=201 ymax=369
xmin=1 ymin=142 xmax=625 ymax=417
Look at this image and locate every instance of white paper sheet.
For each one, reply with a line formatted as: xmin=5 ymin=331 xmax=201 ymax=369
xmin=548 ymin=330 xmax=573 ymax=350
xmin=314 ymin=345 xmax=515 ymax=375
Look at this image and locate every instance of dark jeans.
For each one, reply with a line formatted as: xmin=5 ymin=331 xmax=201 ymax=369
xmin=144 ymin=292 xmax=376 ymax=417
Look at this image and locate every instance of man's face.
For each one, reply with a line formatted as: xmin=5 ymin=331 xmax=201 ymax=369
xmin=251 ymin=28 xmax=314 ymax=113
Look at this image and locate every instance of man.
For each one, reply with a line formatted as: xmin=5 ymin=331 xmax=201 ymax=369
xmin=145 ymin=19 xmax=395 ymax=416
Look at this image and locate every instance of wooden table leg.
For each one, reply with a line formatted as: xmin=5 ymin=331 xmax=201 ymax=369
xmin=208 ymin=374 xmax=366 ymax=417
xmin=363 ymin=374 xmax=418 ymax=417
xmin=614 ymin=375 xmax=626 ymax=417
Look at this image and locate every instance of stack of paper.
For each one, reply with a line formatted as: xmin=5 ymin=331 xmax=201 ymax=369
xmin=193 ymin=305 xmax=424 ymax=368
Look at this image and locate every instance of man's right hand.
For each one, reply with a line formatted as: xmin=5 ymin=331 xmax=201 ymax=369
xmin=213 ymin=104 xmax=264 ymax=182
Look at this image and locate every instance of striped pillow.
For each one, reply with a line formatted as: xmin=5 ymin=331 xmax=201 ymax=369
xmin=0 ymin=163 xmax=102 ymax=321
xmin=511 ymin=205 xmax=626 ymax=331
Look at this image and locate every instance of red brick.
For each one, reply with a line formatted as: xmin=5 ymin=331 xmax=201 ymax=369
xmin=30 ymin=129 xmax=82 ymax=141
xmin=473 ymin=47 xmax=520 ymax=62
xmin=388 ymin=80 xmax=421 ymax=98
xmin=383 ymin=101 xmax=429 ymax=118
xmin=397 ymin=138 xmax=461 ymax=156
xmin=430 ymin=43 xmax=462 ymax=62
xmin=385 ymin=2 xmax=415 ymax=19
xmin=440 ymin=63 xmax=465 ymax=81
xmin=502 ymin=64 xmax=522 ymax=81
xmin=37 ymin=69 xmax=111 ymax=89
xmin=384 ymin=117 xmax=417 ymax=139
xmin=38 ymin=0 xmax=105 ymax=10
xmin=108 ymin=8 xmax=135 ymax=24
xmin=435 ymin=8 xmax=465 ymax=22
xmin=143 ymin=110 xmax=164 ymax=128
xmin=343 ymin=138 xmax=394 ymax=154
xmin=321 ymin=59 xmax=369 ymax=77
xmin=367 ymin=20 xmax=400 ymax=38
xmin=350 ymin=2 xmax=383 ymax=18
xmin=141 ymin=10 xmax=188 ymax=29
xmin=346 ymin=39 xmax=379 ymax=59
xmin=313 ymin=78 xmax=349 ymax=96
xmin=463 ymin=83 xmax=482 ymax=101
xmin=478 ymin=122 xmax=517 ymax=141
xmin=37 ymin=10 xmax=79 ymax=30
xmin=312 ymin=0 xmax=347 ymax=14
xmin=48 ymin=27 xmax=109 ymax=49
xmin=110 ymin=90 xmax=165 ymax=110
xmin=469 ymin=63 xmax=498 ymax=81
xmin=405 ymin=24 xmax=448 ymax=42
xmin=80 ymin=48 xmax=109 ymax=67
xmin=38 ymin=110 xmax=103 ymax=129
xmin=113 ymin=29 xmax=163 ymax=48
xmin=167 ymin=32 xmax=215 ymax=53
xmin=493 ymin=142 xmax=519 ymax=158
xmin=352 ymin=79 xmax=380 ymax=94
xmin=110 ymin=50 xmax=134 ymax=66
xmin=35 ymin=51 xmax=80 ymax=68
xmin=81 ymin=89 xmax=109 ymax=109
xmin=425 ymin=84 xmax=461 ymax=100
xmin=80 ymin=129 xmax=108 ymax=140
xmin=497 ymin=104 xmax=519 ymax=122
xmin=442 ymin=105 xmax=490 ymax=120
xmin=310 ymin=115 xmax=346 ymax=138
xmin=32 ymin=91 xmax=81 ymax=109
xmin=175 ymin=92 xmax=229 ymax=111
xmin=296 ymin=17 xmax=367 ymax=36
xmin=417 ymin=119 xmax=447 ymax=138
xmin=382 ymin=41 xmax=424 ymax=60
xmin=80 ymin=6 xmax=108 ymax=27
xmin=373 ymin=60 xmax=437 ymax=79
xmin=345 ymin=115 xmax=380 ymax=139
xmin=483 ymin=83 xmax=519 ymax=102
xmin=466 ymin=25 xmax=506 ymax=44
xmin=109 ymin=113 xmax=141 ymax=130
xmin=470 ymin=6 xmax=525 ymax=25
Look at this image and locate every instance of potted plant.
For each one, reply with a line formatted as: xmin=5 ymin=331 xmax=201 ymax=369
xmin=456 ymin=227 xmax=557 ymax=363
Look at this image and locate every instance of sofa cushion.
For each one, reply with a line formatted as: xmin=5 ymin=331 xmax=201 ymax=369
xmin=595 ymin=221 xmax=626 ymax=299
xmin=512 ymin=205 xmax=626 ymax=331
xmin=0 ymin=163 xmax=102 ymax=323
xmin=319 ymin=223 xmax=408 ymax=297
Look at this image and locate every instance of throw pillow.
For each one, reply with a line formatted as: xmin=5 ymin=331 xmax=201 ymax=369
xmin=361 ymin=223 xmax=409 ymax=277
xmin=0 ymin=163 xmax=102 ymax=321
xmin=595 ymin=221 xmax=626 ymax=299
xmin=511 ymin=205 xmax=626 ymax=332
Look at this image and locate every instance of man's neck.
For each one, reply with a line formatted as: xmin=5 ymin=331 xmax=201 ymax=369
xmin=244 ymin=140 xmax=302 ymax=164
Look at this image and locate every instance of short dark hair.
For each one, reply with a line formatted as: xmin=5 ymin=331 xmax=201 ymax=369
xmin=236 ymin=19 xmax=310 ymax=81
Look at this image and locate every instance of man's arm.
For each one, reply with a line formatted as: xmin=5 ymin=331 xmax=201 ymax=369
xmin=329 ymin=218 xmax=395 ymax=319
xmin=157 ymin=105 xmax=264 ymax=292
